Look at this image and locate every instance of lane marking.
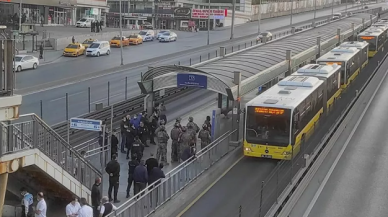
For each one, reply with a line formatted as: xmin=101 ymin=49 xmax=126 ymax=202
xmin=302 ymin=63 xmax=388 ymax=217
xmin=48 ymin=91 xmax=85 ymax=102
xmin=176 ymin=155 xmax=244 ymax=217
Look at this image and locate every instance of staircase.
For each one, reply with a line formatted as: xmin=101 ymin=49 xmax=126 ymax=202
xmin=0 ymin=114 xmax=102 ymax=201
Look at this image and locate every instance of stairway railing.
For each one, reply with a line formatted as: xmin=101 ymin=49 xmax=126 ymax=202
xmin=0 ymin=113 xmax=102 ymax=190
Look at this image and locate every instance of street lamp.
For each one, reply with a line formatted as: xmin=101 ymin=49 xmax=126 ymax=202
xmin=119 ymin=0 xmax=124 ymax=65
xmin=331 ymin=0 xmax=334 ymax=18
xmin=230 ymin=0 xmax=236 ymax=39
xmin=314 ymin=0 xmax=317 ymax=20
xmin=207 ymin=0 xmax=210 ymax=45
xmin=258 ymin=0 xmax=261 ymax=33
xmin=290 ymin=0 xmax=294 ymax=25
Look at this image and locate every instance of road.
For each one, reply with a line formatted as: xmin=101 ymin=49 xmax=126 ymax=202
xmin=176 ymin=31 xmax=388 ymax=217
xmin=16 ymin=4 xmax=364 ymax=91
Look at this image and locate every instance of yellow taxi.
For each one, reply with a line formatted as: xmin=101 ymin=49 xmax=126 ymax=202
xmin=82 ymin=38 xmax=98 ymax=48
xmin=63 ymin=43 xmax=85 ymax=57
xmin=128 ymin=34 xmax=143 ymax=45
xmin=110 ymin=36 xmax=130 ymax=47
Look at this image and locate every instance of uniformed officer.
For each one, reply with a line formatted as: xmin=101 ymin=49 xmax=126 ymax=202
xmin=155 ymin=119 xmax=166 ymax=136
xmin=126 ymin=154 xmax=139 ymax=198
xmin=138 ymin=121 xmax=149 ymax=147
xmin=131 ymin=136 xmax=144 ymax=161
xmin=179 ymin=126 xmax=192 ymax=161
xmin=170 ymin=122 xmax=182 ymax=162
xmin=187 ymin=117 xmax=200 ymax=143
xmin=198 ymin=124 xmax=211 ymax=149
xmin=156 ymin=125 xmax=170 ymax=165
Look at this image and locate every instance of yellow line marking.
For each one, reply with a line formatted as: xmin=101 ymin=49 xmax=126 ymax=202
xmin=176 ymin=155 xmax=244 ymax=217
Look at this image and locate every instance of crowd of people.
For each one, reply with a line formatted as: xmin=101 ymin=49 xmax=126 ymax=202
xmin=102 ymin=102 xmax=212 ymax=202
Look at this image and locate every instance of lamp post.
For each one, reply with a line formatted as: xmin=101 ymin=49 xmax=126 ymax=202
xmin=230 ymin=0 xmax=236 ymax=39
xmin=19 ymin=0 xmax=22 ymax=32
xmin=290 ymin=0 xmax=294 ymax=25
xmin=314 ymin=0 xmax=317 ymax=20
xmin=207 ymin=0 xmax=210 ymax=45
xmin=331 ymin=0 xmax=334 ymax=18
xmin=258 ymin=0 xmax=261 ymax=33
xmin=119 ymin=0 xmax=124 ymax=65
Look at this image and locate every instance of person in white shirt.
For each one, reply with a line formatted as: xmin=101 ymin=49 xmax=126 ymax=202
xmin=34 ymin=192 xmax=47 ymax=217
xmin=66 ymin=196 xmax=81 ymax=217
xmin=78 ymin=198 xmax=93 ymax=217
xmin=99 ymin=196 xmax=117 ymax=217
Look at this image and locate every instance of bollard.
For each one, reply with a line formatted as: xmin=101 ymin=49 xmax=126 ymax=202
xmin=238 ymin=44 xmax=240 ymax=50
xmin=40 ymin=100 xmax=43 ymax=118
xmin=208 ymin=53 xmax=210 ymax=60
xmin=251 ymin=41 xmax=252 ymax=46
xmin=216 ymin=50 xmax=218 ymax=57
xmin=245 ymin=42 xmax=246 ymax=48
xmin=220 ymin=47 xmax=226 ymax=57
xmin=190 ymin=58 xmax=192 ymax=65
xmin=200 ymin=55 xmax=202 ymax=62
xmin=178 ymin=61 xmax=180 ymax=65
xmin=232 ymin=46 xmax=234 ymax=52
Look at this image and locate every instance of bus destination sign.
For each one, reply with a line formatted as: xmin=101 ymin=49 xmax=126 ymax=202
xmin=255 ymin=107 xmax=285 ymax=115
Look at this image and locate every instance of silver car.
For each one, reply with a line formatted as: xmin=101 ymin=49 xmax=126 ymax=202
xmin=159 ymin=32 xmax=178 ymax=42
xmin=256 ymin=32 xmax=273 ymax=42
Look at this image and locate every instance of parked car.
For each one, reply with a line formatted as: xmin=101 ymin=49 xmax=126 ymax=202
xmin=110 ymin=36 xmax=130 ymax=47
xmin=63 ymin=43 xmax=85 ymax=57
xmin=128 ymin=34 xmax=143 ymax=45
xmin=86 ymin=41 xmax=111 ymax=57
xmin=157 ymin=30 xmax=170 ymax=40
xmin=14 ymin=55 xmax=39 ymax=72
xmin=256 ymin=32 xmax=273 ymax=42
xmin=76 ymin=18 xmax=95 ymax=28
xmin=138 ymin=30 xmax=155 ymax=41
xmin=82 ymin=38 xmax=98 ymax=48
xmin=159 ymin=31 xmax=177 ymax=42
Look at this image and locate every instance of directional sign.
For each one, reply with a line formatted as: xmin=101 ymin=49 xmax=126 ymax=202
xmin=70 ymin=118 xmax=102 ymax=131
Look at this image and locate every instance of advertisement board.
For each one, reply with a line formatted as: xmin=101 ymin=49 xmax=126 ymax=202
xmin=191 ymin=9 xmax=227 ymax=19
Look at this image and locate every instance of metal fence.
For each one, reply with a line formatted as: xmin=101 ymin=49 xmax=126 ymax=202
xmin=105 ymin=127 xmax=241 ymax=217
xmin=0 ymin=113 xmax=102 ymax=190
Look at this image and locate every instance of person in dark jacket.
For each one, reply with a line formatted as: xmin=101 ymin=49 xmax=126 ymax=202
xmin=133 ymin=160 xmax=148 ymax=196
xmin=120 ymin=116 xmax=128 ymax=153
xmin=126 ymin=154 xmax=139 ymax=198
xmin=149 ymin=112 xmax=159 ymax=145
xmin=105 ymin=154 xmax=120 ymax=203
xmin=131 ymin=136 xmax=144 ymax=161
xmin=91 ymin=177 xmax=102 ymax=217
xmin=148 ymin=163 xmax=165 ymax=186
xmin=99 ymin=196 xmax=117 ymax=217
xmin=138 ymin=121 xmax=149 ymax=147
xmin=181 ymin=143 xmax=196 ymax=162
xmin=39 ymin=42 xmax=43 ymax=59
xmin=100 ymin=20 xmax=103 ymax=31
xmin=111 ymin=130 xmax=119 ymax=159
xmin=91 ymin=21 xmax=95 ymax=32
xmin=146 ymin=154 xmax=159 ymax=175
xmin=126 ymin=124 xmax=137 ymax=159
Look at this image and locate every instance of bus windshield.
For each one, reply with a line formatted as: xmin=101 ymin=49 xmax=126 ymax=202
xmin=358 ymin=36 xmax=376 ymax=51
xmin=246 ymin=106 xmax=291 ymax=147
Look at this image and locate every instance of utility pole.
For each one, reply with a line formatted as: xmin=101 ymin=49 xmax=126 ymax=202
xmin=207 ymin=0 xmax=211 ymax=45
xmin=230 ymin=0 xmax=236 ymax=39
xmin=314 ymin=0 xmax=317 ymax=20
xmin=331 ymin=0 xmax=334 ymax=18
xmin=258 ymin=0 xmax=262 ymax=33
xmin=119 ymin=0 xmax=124 ymax=65
xmin=290 ymin=0 xmax=294 ymax=25
xmin=19 ymin=0 xmax=22 ymax=32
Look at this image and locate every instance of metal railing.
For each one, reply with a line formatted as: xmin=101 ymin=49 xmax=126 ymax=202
xmin=0 ymin=114 xmax=102 ymax=190
xmin=106 ymin=128 xmax=240 ymax=217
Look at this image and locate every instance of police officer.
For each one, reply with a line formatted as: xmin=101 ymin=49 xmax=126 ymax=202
xmin=20 ymin=187 xmax=33 ymax=217
xmin=187 ymin=117 xmax=200 ymax=143
xmin=156 ymin=125 xmax=170 ymax=165
xmin=155 ymin=119 xmax=166 ymax=135
xmin=138 ymin=121 xmax=149 ymax=147
xmin=198 ymin=124 xmax=211 ymax=149
xmin=170 ymin=122 xmax=182 ymax=162
xmin=178 ymin=126 xmax=192 ymax=161
xmin=105 ymin=154 xmax=120 ymax=203
xmin=126 ymin=154 xmax=139 ymax=198
xmin=131 ymin=136 xmax=144 ymax=161
xmin=176 ymin=117 xmax=182 ymax=129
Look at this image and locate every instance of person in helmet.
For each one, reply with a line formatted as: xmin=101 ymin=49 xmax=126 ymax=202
xmin=170 ymin=122 xmax=182 ymax=162
xmin=198 ymin=124 xmax=211 ymax=149
xmin=186 ymin=117 xmax=199 ymax=144
xmin=156 ymin=125 xmax=170 ymax=165
xmin=179 ymin=126 xmax=193 ymax=161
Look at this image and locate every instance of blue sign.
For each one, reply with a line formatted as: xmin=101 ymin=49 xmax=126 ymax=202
xmin=70 ymin=118 xmax=102 ymax=131
xmin=177 ymin=73 xmax=207 ymax=89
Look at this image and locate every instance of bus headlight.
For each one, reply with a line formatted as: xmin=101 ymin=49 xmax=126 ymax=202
xmin=245 ymin=147 xmax=252 ymax=152
xmin=282 ymin=151 xmax=291 ymax=155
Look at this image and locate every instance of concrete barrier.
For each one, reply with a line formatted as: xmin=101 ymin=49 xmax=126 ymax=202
xmin=50 ymin=29 xmax=139 ymax=50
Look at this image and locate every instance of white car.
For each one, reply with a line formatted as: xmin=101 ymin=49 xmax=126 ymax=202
xmin=157 ymin=30 xmax=170 ymax=40
xmin=139 ymin=30 xmax=154 ymax=42
xmin=14 ymin=55 xmax=39 ymax=72
xmin=333 ymin=13 xmax=341 ymax=20
xmin=76 ymin=18 xmax=95 ymax=28
xmin=256 ymin=32 xmax=273 ymax=42
xmin=159 ymin=32 xmax=177 ymax=42
xmin=86 ymin=41 xmax=111 ymax=57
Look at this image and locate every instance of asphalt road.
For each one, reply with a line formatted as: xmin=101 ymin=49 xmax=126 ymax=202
xmin=20 ymin=4 xmax=381 ymax=126
xmin=178 ymin=30 xmax=388 ymax=217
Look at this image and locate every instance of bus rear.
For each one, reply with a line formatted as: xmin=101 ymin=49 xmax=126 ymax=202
xmin=244 ymin=106 xmax=292 ymax=160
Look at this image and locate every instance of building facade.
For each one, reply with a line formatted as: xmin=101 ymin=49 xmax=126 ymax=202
xmin=0 ymin=0 xmax=108 ymax=27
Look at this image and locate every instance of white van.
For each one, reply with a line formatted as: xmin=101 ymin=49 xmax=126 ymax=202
xmin=138 ymin=30 xmax=155 ymax=41
xmin=86 ymin=41 xmax=110 ymax=57
xmin=76 ymin=17 xmax=95 ymax=28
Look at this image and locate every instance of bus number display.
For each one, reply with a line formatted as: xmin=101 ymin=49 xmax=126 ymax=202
xmin=255 ymin=107 xmax=285 ymax=115
xmin=360 ymin=36 xmax=375 ymax=40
